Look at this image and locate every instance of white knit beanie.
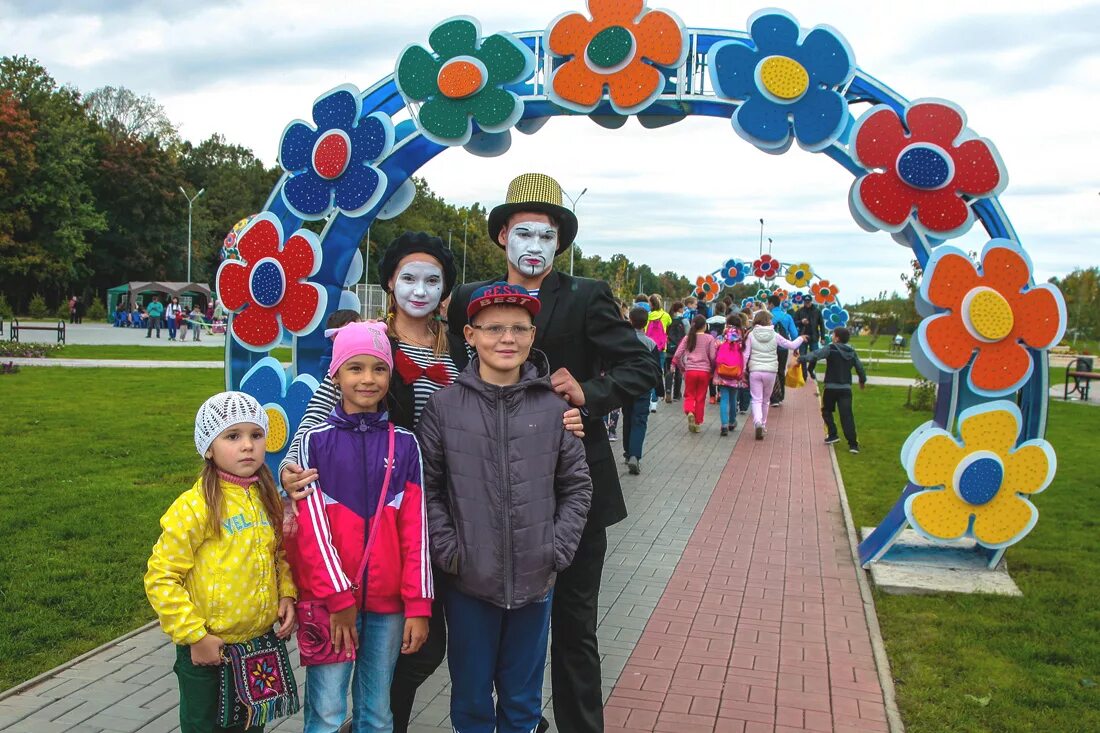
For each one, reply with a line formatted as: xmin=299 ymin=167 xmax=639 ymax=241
xmin=194 ymin=391 xmax=269 ymax=456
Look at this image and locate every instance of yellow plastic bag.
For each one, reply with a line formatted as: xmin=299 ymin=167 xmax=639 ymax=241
xmin=786 ymin=359 xmax=806 ymax=388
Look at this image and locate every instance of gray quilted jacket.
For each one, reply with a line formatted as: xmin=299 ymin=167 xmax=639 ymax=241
xmin=416 ymin=351 xmax=592 ymax=609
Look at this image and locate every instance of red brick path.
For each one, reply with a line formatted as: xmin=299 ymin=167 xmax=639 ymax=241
xmin=604 ymin=386 xmax=891 ymax=733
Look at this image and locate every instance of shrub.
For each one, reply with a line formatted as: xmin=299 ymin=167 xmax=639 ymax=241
xmin=0 ymin=342 xmax=61 ymax=358
xmin=56 ymin=302 xmax=71 ymax=319
xmin=27 ymin=294 xmax=49 ymax=319
xmin=86 ymin=299 xmax=107 ymax=321
xmin=905 ymin=377 xmax=937 ymax=412
xmin=0 ymin=293 xmax=12 ymax=318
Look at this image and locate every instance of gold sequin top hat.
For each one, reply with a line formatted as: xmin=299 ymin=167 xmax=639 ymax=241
xmin=487 ymin=173 xmax=578 ymax=254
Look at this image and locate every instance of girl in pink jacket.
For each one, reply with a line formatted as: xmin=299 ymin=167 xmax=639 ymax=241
xmin=672 ymin=314 xmax=717 ymax=432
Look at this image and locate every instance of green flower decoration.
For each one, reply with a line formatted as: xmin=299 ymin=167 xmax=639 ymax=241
xmin=395 ymin=17 xmax=536 ymax=147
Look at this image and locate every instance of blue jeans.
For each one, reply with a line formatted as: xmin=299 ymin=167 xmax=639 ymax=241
xmin=623 ymin=394 xmax=650 ymax=460
xmin=443 ymin=583 xmax=553 ymax=733
xmin=304 ymin=612 xmax=404 ymax=733
xmin=719 ymin=386 xmax=742 ymax=426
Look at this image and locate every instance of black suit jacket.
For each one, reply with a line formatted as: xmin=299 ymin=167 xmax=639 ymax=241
xmin=448 ymin=270 xmax=657 ymax=530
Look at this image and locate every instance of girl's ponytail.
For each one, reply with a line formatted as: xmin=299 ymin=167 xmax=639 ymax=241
xmin=686 ymin=314 xmax=707 ymax=352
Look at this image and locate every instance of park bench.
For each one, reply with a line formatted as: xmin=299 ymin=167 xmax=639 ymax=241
xmin=9 ymin=319 xmax=65 ymax=344
xmin=1064 ymin=356 xmax=1100 ymax=401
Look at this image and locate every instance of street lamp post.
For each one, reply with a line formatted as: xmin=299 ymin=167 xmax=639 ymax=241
xmin=768 ymin=237 xmax=773 ymax=254
xmin=179 ymin=186 xmax=205 ymax=282
xmin=758 ymin=218 xmax=764 ymax=257
xmin=563 ymin=187 xmax=588 ymax=276
xmin=462 ymin=210 xmax=470 ymax=284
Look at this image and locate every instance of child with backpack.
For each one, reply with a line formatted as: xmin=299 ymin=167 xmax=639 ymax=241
xmin=713 ymin=313 xmax=748 ymax=437
xmin=663 ymin=301 xmax=686 ymax=403
xmin=623 ymin=306 xmax=664 ymax=474
xmin=645 ymin=294 xmax=671 ymax=412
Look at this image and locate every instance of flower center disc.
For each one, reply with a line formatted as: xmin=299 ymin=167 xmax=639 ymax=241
xmin=313 ymin=131 xmax=351 ymax=180
xmin=587 ymin=25 xmax=634 ymax=69
xmin=954 ymin=453 xmax=1004 ymax=506
xmin=897 ymin=144 xmax=953 ymax=190
xmin=963 ymin=287 xmax=1014 ymax=342
xmin=265 ymin=406 xmax=288 ymax=452
xmin=250 ymin=259 xmax=285 ymax=308
xmin=759 ymin=56 xmax=810 ymax=101
xmin=438 ymin=59 xmax=485 ymax=99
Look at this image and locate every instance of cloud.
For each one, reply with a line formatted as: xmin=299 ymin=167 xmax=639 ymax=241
xmin=0 ymin=0 xmax=232 ymax=19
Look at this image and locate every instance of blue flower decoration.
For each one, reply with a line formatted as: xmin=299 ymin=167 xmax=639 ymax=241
xmin=721 ymin=258 xmax=748 ymax=286
xmin=239 ymin=357 xmax=320 ymax=486
xmin=791 ymin=291 xmax=806 ymax=306
xmin=741 ymin=297 xmax=757 ymax=309
xmin=822 ymin=303 xmax=850 ymax=331
xmin=708 ymin=10 xmax=855 ymax=153
xmin=278 ymin=84 xmax=395 ymax=220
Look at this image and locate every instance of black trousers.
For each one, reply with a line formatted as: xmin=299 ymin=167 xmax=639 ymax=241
xmin=822 ymin=388 xmax=858 ymax=448
xmin=390 ymin=597 xmax=447 ymax=732
xmin=547 ymin=527 xmax=608 ymax=733
xmin=663 ymin=355 xmax=682 ymax=399
xmin=771 ymin=348 xmax=788 ymax=403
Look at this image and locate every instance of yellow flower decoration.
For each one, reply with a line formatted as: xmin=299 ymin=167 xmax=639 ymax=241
xmin=785 ymin=262 xmax=813 ymax=287
xmin=902 ymin=401 xmax=1056 ymax=549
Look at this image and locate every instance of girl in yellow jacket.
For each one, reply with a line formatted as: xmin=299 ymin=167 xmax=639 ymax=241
xmin=145 ymin=391 xmax=297 ymax=732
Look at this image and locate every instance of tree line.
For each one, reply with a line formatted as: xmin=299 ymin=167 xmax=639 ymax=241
xmin=0 ymin=55 xmax=691 ymax=317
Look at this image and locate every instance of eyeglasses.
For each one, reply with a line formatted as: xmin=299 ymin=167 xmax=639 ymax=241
xmin=471 ymin=324 xmax=536 ymax=339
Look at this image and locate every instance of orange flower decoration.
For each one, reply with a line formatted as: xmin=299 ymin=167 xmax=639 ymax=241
xmin=811 ymin=279 xmax=838 ymax=304
xmin=547 ymin=0 xmax=687 ymax=115
xmin=916 ymin=240 xmax=1066 ymax=396
xmin=695 ymin=274 xmax=720 ymax=302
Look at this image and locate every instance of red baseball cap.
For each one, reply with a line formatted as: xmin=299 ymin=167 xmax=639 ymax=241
xmin=467 ymin=282 xmax=541 ymax=321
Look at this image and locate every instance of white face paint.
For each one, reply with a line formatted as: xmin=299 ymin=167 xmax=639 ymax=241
xmin=393 ymin=261 xmax=444 ymax=319
xmin=505 ymin=221 xmax=559 ymax=278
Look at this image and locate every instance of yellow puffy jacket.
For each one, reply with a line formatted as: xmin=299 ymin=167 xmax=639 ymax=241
xmin=144 ymin=478 xmax=296 ymax=646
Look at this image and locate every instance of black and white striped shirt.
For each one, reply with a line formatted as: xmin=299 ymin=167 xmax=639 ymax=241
xmin=282 ymin=342 xmax=458 ymax=471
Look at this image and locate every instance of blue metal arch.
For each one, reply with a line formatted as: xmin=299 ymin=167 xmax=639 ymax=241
xmin=229 ymin=26 xmax=1047 ymax=568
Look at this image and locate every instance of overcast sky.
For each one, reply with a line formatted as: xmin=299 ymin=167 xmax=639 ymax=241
xmin=2 ymin=0 xmax=1097 ymax=300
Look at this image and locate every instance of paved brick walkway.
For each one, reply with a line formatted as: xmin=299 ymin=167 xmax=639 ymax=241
xmin=604 ymin=386 xmax=890 ymax=733
xmin=0 ymin=386 xmax=893 ymax=732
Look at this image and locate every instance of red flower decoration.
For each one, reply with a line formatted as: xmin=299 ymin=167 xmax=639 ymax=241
xmin=547 ymin=0 xmax=687 ymax=115
xmin=916 ymin=241 xmax=1066 ymax=396
xmin=753 ymin=254 xmax=779 ymax=279
xmin=850 ymin=99 xmax=1007 ymax=240
xmin=811 ymin=280 xmax=838 ymax=304
xmin=695 ymin=274 xmax=720 ymax=302
xmin=216 ymin=213 xmax=328 ymax=351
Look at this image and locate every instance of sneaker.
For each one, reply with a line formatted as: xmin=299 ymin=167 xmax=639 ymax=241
xmin=709 ymin=396 xmax=718 ymax=405
xmin=720 ymin=427 xmax=728 ymax=437
xmin=608 ymin=431 xmax=618 ymax=442
xmin=627 ymin=456 xmax=640 ymax=475
xmin=755 ymin=424 xmax=764 ymax=440
xmin=824 ymin=436 xmax=841 ymax=445
xmin=664 ymin=395 xmax=672 ymax=404
xmin=728 ymin=423 xmax=737 ymax=432
xmin=649 ymin=404 xmax=658 ymax=414
xmin=687 ymin=414 xmax=698 ymax=433
xmin=769 ymin=401 xmax=781 ymax=408
xmin=849 ymin=445 xmax=860 ymax=454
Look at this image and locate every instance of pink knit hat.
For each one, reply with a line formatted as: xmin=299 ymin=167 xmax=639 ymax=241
xmin=328 ymin=321 xmax=393 ymax=377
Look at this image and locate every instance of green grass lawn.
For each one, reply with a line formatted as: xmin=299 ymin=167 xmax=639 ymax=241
xmin=0 ymin=368 xmax=225 ymax=691
xmin=53 ymin=344 xmax=292 ymax=362
xmin=836 ymin=387 xmax=1100 ymax=733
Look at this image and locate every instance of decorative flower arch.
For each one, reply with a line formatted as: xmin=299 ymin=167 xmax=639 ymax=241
xmin=222 ymin=3 xmax=1065 ymax=566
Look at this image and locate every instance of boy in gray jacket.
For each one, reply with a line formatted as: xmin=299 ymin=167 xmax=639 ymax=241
xmin=416 ymin=282 xmax=592 ymax=733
